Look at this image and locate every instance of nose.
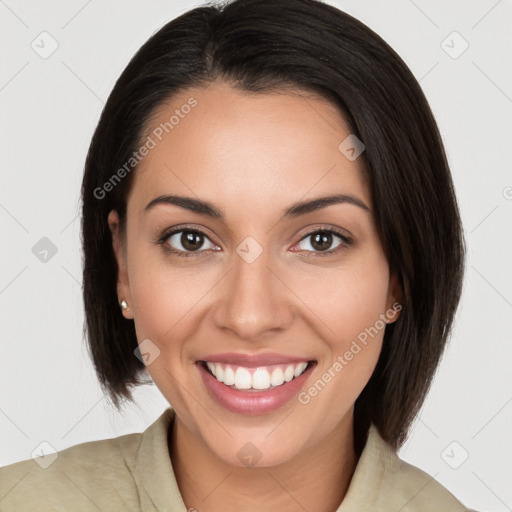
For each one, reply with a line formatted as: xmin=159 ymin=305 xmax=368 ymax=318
xmin=212 ymin=243 xmax=293 ymax=341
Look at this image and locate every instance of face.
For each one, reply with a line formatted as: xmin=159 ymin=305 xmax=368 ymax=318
xmin=109 ymin=81 xmax=401 ymax=468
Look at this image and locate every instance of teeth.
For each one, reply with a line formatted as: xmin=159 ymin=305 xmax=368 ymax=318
xmin=284 ymin=365 xmax=294 ymax=382
xmin=234 ymin=367 xmax=252 ymax=389
xmin=270 ymin=367 xmax=284 ymax=386
xmin=215 ymin=363 xmax=224 ymax=382
xmin=252 ymin=368 xmax=271 ymax=389
xmin=205 ymin=361 xmax=310 ymax=391
xmin=223 ymin=366 xmax=235 ymax=385
xmin=294 ymin=362 xmax=308 ymax=377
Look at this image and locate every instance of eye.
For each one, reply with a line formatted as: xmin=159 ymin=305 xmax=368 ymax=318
xmin=157 ymin=228 xmax=218 ymax=257
xmin=156 ymin=225 xmax=352 ymax=258
xmin=293 ymin=228 xmax=352 ymax=256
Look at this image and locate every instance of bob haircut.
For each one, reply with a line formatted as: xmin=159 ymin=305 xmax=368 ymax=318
xmin=81 ymin=0 xmax=465 ymax=450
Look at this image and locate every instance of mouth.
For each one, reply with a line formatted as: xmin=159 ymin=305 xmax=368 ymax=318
xmin=196 ymin=359 xmax=317 ymax=415
xmin=199 ymin=360 xmax=315 ymax=391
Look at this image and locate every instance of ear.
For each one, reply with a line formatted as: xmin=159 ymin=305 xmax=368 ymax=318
xmin=108 ymin=209 xmax=134 ymax=320
xmin=385 ymin=269 xmax=403 ymax=324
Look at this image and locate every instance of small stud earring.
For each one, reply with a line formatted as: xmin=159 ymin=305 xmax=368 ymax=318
xmin=120 ymin=300 xmax=129 ymax=310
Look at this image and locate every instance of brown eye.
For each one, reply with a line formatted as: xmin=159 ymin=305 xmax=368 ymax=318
xmin=164 ymin=229 xmax=216 ymax=254
xmin=180 ymin=231 xmax=204 ymax=251
xmin=297 ymin=230 xmax=347 ymax=253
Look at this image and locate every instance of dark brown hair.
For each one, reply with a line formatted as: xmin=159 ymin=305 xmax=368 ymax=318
xmin=81 ymin=0 xmax=465 ymax=449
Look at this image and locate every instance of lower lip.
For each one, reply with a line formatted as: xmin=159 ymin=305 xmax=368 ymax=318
xmin=197 ymin=361 xmax=316 ymax=415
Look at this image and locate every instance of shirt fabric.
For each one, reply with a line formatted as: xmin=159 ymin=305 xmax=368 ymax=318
xmin=0 ymin=406 xmax=472 ymax=511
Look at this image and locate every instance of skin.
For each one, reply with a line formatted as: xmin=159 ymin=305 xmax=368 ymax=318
xmin=109 ymin=81 xmax=402 ymax=512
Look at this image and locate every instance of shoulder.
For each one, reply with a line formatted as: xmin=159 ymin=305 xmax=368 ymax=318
xmin=389 ymin=456 xmax=470 ymax=511
xmin=341 ymin=425 xmax=477 ymax=512
xmin=0 ymin=431 xmax=143 ymax=512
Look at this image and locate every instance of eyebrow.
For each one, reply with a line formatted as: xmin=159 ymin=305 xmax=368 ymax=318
xmin=144 ymin=193 xmax=371 ymax=221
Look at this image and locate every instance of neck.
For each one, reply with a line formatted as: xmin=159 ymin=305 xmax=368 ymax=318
xmin=168 ymin=411 xmax=358 ymax=512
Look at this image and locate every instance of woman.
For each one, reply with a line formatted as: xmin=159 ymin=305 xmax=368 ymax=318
xmin=0 ymin=0 xmax=475 ymax=510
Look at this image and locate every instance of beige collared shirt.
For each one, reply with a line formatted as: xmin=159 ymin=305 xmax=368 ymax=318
xmin=0 ymin=407 xmax=472 ymax=511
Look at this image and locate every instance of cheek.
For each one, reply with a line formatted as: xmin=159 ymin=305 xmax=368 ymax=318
xmin=127 ymin=264 xmax=203 ymax=402
xmin=294 ymin=263 xmax=389 ymax=426
xmin=300 ymin=253 xmax=390 ymax=390
xmin=126 ymin=249 xmax=219 ymax=365
xmin=304 ymin=254 xmax=390 ymax=347
xmin=129 ymin=264 xmax=200 ymax=346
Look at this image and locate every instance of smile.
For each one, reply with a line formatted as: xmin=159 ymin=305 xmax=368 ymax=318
xmin=204 ymin=361 xmax=310 ymax=391
xmin=197 ymin=358 xmax=317 ymax=415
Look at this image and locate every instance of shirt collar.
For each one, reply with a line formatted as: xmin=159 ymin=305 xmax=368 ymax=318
xmin=134 ymin=407 xmax=187 ymax=511
xmin=133 ymin=406 xmax=398 ymax=511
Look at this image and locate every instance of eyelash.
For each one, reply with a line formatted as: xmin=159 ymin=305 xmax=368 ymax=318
xmin=155 ymin=225 xmax=353 ymax=259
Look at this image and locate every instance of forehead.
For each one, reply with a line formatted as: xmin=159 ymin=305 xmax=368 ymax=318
xmin=128 ymin=81 xmax=370 ymax=218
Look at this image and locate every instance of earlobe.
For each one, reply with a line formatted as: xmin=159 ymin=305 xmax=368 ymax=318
xmin=108 ymin=210 xmax=134 ymax=319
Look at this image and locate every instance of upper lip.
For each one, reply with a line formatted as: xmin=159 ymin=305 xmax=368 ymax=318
xmin=198 ymin=352 xmax=315 ymax=367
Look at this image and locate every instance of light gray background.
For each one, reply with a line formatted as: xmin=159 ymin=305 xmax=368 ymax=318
xmin=1 ymin=0 xmax=511 ymax=510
